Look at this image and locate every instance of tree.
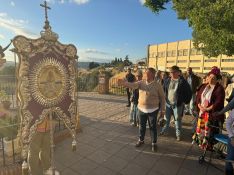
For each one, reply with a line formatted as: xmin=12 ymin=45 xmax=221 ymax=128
xmin=123 ymin=55 xmax=132 ymax=66
xmin=88 ymin=62 xmax=100 ymax=70
xmin=144 ymin=0 xmax=170 ymax=14
xmin=144 ymin=0 xmax=234 ymax=57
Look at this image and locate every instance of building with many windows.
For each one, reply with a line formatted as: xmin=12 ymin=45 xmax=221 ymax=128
xmin=147 ymin=39 xmax=234 ymax=74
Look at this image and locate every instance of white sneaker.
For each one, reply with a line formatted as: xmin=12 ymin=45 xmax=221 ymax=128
xmin=176 ymin=136 xmax=181 ymax=141
xmin=152 ymin=143 xmax=157 ymax=152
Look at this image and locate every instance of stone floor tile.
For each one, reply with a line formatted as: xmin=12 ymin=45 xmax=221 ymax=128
xmin=54 ymin=161 xmax=66 ymax=172
xmin=102 ymin=156 xmax=128 ymax=172
xmin=61 ymin=168 xmax=79 ymax=175
xmin=100 ymin=141 xmax=126 ymax=155
xmin=132 ymin=152 xmax=160 ymax=169
xmin=86 ymin=150 xmax=112 ymax=164
xmin=120 ymin=163 xmax=149 ymax=175
xmin=115 ymin=145 xmax=139 ymax=161
xmin=70 ymin=158 xmax=99 ymax=175
xmin=149 ymin=153 xmax=184 ymax=175
xmin=75 ymin=144 xmax=96 ymax=157
xmin=88 ymin=166 xmax=116 ymax=175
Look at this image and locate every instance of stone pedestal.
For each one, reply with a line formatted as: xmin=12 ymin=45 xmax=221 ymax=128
xmin=3 ymin=137 xmax=20 ymax=157
xmin=98 ymin=73 xmax=109 ymax=94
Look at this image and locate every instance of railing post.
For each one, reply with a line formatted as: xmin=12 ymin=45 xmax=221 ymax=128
xmin=1 ymin=137 xmax=6 ymax=167
xmin=12 ymin=136 xmax=15 ymax=163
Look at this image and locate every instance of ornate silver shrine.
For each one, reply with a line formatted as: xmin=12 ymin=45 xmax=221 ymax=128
xmin=9 ymin=1 xmax=79 ymax=174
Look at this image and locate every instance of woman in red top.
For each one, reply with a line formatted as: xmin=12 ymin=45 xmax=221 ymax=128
xmin=193 ymin=66 xmax=225 ymax=150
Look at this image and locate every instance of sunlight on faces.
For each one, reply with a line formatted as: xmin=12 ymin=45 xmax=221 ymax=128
xmin=169 ymin=69 xmax=180 ymax=79
xmin=207 ymin=73 xmax=217 ymax=85
xmin=136 ymin=74 xmax=143 ymax=81
xmin=202 ymin=75 xmax=209 ymax=84
xmin=187 ymin=67 xmax=192 ymax=74
xmin=145 ymin=69 xmax=155 ymax=81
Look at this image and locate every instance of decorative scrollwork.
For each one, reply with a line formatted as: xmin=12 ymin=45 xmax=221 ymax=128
xmin=66 ymin=45 xmax=77 ymax=58
xmin=13 ymin=36 xmax=32 ymax=53
xmin=68 ymin=60 xmax=76 ymax=99
xmin=21 ymin=110 xmax=33 ymax=159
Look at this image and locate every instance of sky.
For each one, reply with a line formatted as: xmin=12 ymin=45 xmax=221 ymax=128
xmin=0 ymin=0 xmax=193 ymax=63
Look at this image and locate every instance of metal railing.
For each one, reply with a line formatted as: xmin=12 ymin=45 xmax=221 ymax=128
xmin=0 ymin=120 xmax=68 ymax=168
xmin=76 ymin=76 xmax=127 ymax=95
xmin=77 ymin=76 xmax=99 ymax=92
xmin=109 ymin=78 xmax=126 ymax=95
xmin=0 ymin=75 xmax=17 ymax=109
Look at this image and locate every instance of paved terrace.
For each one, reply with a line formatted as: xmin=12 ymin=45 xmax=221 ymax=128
xmin=55 ymin=92 xmax=224 ymax=175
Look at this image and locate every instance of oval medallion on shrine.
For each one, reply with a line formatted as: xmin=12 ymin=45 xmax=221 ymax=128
xmin=29 ymin=57 xmax=69 ymax=107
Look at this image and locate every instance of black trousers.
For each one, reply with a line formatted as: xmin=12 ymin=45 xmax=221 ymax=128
xmin=126 ymin=88 xmax=131 ymax=105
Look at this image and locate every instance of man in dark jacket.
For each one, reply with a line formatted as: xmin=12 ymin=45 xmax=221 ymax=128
xmin=161 ymin=66 xmax=192 ymax=141
xmin=125 ymin=68 xmax=135 ymax=107
xmin=184 ymin=67 xmax=200 ymax=115
xmin=129 ymin=70 xmax=142 ymax=126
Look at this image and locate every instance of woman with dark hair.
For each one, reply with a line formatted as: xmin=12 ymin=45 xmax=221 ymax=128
xmin=192 ymin=66 xmax=225 ymax=150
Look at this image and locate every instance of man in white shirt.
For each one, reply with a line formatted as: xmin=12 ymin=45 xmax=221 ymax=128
xmin=119 ymin=68 xmax=165 ymax=151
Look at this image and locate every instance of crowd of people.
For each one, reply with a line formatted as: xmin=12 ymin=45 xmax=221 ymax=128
xmin=119 ymin=66 xmax=234 ymax=175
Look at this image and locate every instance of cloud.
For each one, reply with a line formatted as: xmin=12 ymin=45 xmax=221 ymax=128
xmin=0 ymin=34 xmax=5 ymax=40
xmin=115 ymin=48 xmax=121 ymax=52
xmin=78 ymin=48 xmax=112 ymax=62
xmin=124 ymin=42 xmax=129 ymax=46
xmin=0 ymin=13 xmax=7 ymax=17
xmin=139 ymin=0 xmax=145 ymax=5
xmin=46 ymin=0 xmax=55 ymax=4
xmin=81 ymin=56 xmax=110 ymax=62
xmin=10 ymin=1 xmax=15 ymax=6
xmin=85 ymin=48 xmax=109 ymax=55
xmin=73 ymin=0 xmax=90 ymax=5
xmin=0 ymin=13 xmax=38 ymax=39
xmin=46 ymin=0 xmax=90 ymax=5
xmin=59 ymin=0 xmax=65 ymax=4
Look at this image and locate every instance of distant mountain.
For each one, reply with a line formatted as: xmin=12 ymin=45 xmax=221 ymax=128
xmin=77 ymin=62 xmax=104 ymax=69
xmin=2 ymin=61 xmax=106 ymax=70
xmin=77 ymin=62 xmax=90 ymax=69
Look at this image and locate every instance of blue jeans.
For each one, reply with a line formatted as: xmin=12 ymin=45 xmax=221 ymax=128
xmin=138 ymin=109 xmax=159 ymax=143
xmin=226 ymin=138 xmax=234 ymax=175
xmin=162 ymin=103 xmax=184 ymax=137
xmin=129 ymin=103 xmax=139 ymax=124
